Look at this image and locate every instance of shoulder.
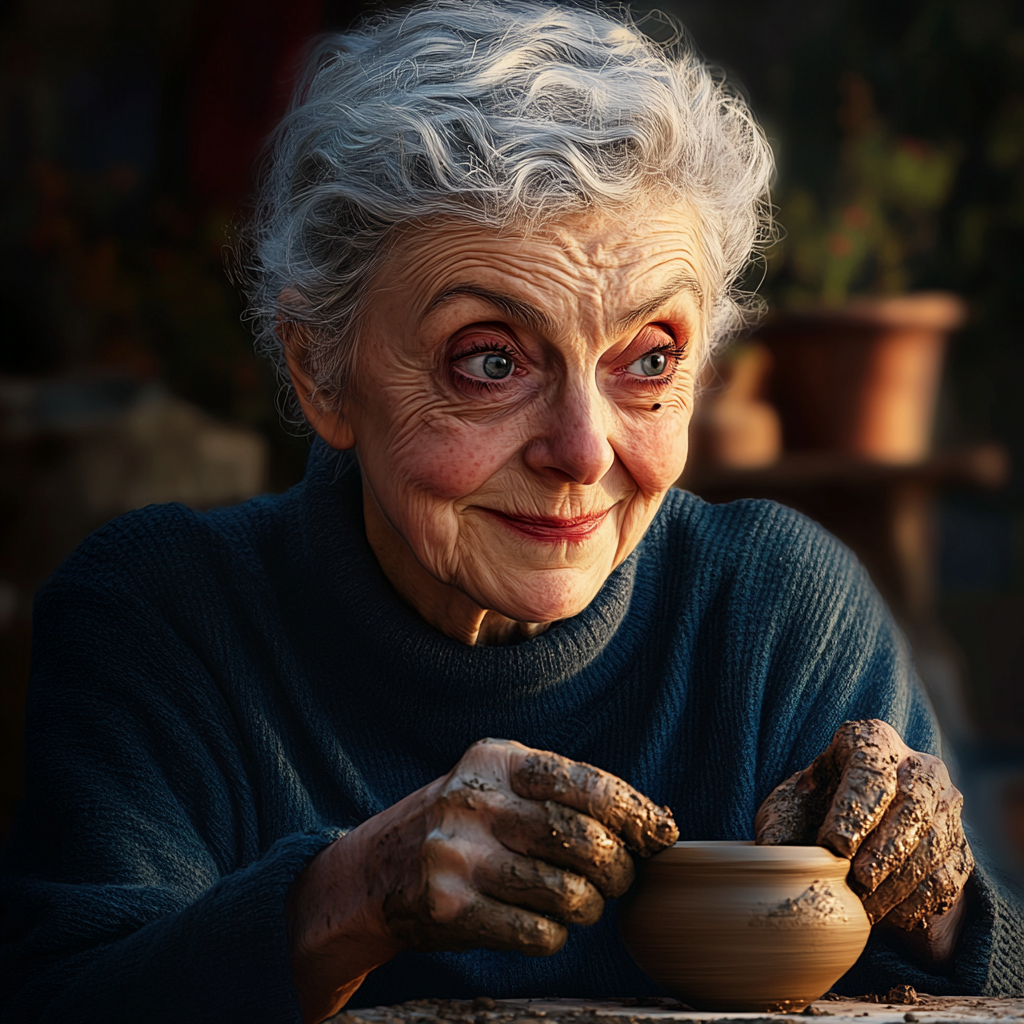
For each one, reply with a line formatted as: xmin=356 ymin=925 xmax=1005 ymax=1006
xmin=645 ymin=488 xmax=872 ymax=604
xmin=37 ymin=486 xmax=301 ymax=614
xmin=643 ymin=489 xmax=901 ymax=706
xmin=28 ymin=489 xmax=306 ymax=732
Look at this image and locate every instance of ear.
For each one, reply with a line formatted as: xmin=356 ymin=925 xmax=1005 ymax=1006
xmin=278 ymin=320 xmax=357 ymax=451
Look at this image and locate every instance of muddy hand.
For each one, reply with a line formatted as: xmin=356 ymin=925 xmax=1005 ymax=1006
xmin=754 ymin=720 xmax=973 ymax=928
xmin=509 ymin=744 xmax=680 ymax=855
xmin=380 ymin=737 xmax=675 ymax=950
xmin=288 ymin=739 xmax=676 ymax=1021
xmin=377 ymin=738 xmax=678 ymax=954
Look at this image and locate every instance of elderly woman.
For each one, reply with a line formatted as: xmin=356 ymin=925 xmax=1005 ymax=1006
xmin=2 ymin=2 xmax=1021 ymax=1022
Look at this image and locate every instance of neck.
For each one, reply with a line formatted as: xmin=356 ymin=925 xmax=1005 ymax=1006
xmin=361 ymin=480 xmax=552 ymax=647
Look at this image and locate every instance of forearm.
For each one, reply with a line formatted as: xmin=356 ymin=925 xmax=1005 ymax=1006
xmin=285 ymin=782 xmax=439 ymax=1023
xmin=287 ymin=832 xmax=403 ymax=1023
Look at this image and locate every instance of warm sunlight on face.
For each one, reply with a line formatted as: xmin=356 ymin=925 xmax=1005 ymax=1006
xmin=313 ymin=205 xmax=707 ymax=636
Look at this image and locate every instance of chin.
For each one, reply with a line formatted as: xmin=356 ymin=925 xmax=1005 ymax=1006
xmin=479 ymin=569 xmax=606 ymax=625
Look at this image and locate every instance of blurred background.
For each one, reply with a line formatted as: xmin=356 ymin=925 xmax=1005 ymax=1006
xmin=0 ymin=0 xmax=1021 ymax=884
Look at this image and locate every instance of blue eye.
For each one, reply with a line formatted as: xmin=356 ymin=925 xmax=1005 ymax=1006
xmin=460 ymin=352 xmax=516 ymax=380
xmin=483 ymin=353 xmax=514 ymax=379
xmin=627 ymin=351 xmax=669 ymax=377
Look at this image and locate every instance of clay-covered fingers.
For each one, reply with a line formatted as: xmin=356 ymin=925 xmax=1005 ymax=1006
xmin=753 ymin=723 xmax=974 ymax=934
xmin=491 ymin=795 xmax=636 ymax=898
xmin=384 ymin=881 xmax=568 ymax=956
xmin=863 ymin=789 xmax=974 ymax=928
xmin=756 ymin=720 xmax=909 ymax=854
xmin=755 ymin=766 xmax=831 ymax=846
xmin=851 ymin=753 xmax=944 ymax=894
xmin=507 ymin=747 xmax=678 ymax=856
xmin=472 ymin=847 xmax=604 ymax=926
xmin=816 ymin=720 xmax=904 ymax=858
xmin=885 ymin=831 xmax=974 ymax=930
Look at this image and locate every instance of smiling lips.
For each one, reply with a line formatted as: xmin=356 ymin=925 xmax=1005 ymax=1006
xmin=482 ymin=507 xmax=612 ymax=542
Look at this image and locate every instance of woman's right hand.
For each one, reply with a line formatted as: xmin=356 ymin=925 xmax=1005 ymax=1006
xmin=287 ymin=738 xmax=678 ymax=1023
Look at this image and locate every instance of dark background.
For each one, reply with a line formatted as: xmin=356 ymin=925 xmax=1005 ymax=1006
xmin=0 ymin=0 xmax=1021 ymax=876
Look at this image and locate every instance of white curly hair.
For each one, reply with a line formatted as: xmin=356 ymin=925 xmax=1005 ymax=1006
xmin=235 ymin=0 xmax=775 ymax=417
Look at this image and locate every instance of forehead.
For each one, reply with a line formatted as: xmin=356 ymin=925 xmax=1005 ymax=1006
xmin=371 ymin=204 xmax=708 ymax=327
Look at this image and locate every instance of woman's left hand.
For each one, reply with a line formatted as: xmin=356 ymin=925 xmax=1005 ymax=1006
xmin=754 ymin=719 xmax=974 ymax=962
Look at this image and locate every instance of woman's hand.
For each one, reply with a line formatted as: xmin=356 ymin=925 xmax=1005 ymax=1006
xmin=287 ymin=738 xmax=678 ymax=1022
xmin=754 ymin=720 xmax=974 ymax=964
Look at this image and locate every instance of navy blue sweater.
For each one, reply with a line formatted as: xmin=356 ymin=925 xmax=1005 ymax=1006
xmin=2 ymin=445 xmax=1022 ymax=1021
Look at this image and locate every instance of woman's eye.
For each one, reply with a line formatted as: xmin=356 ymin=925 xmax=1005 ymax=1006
xmin=626 ymin=350 xmax=669 ymax=377
xmin=459 ymin=352 xmax=516 ymax=380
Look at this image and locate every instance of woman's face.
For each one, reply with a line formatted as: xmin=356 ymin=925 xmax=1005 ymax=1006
xmin=324 ymin=206 xmax=706 ymax=626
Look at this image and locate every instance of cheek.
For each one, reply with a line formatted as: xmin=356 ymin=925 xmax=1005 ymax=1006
xmin=380 ymin=412 xmax=524 ymax=503
xmin=617 ymin=408 xmax=691 ymax=495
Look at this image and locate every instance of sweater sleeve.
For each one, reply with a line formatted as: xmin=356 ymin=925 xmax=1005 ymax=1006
xmin=739 ymin=503 xmax=1024 ymax=997
xmin=0 ymin=537 xmax=337 ymax=1023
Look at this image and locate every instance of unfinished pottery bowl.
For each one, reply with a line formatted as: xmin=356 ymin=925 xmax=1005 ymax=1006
xmin=619 ymin=841 xmax=870 ymax=1012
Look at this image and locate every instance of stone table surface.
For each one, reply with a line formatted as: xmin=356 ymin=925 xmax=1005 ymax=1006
xmin=330 ymin=994 xmax=1024 ymax=1024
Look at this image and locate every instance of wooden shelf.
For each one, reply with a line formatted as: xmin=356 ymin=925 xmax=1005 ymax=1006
xmin=678 ymin=444 xmax=1009 ymax=500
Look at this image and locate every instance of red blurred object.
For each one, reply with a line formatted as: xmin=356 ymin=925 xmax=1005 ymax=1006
xmin=188 ymin=0 xmax=324 ymax=204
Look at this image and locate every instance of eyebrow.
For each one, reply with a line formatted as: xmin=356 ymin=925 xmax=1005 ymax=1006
xmin=425 ymin=270 xmax=702 ymax=337
xmin=426 ymin=285 xmax=559 ymax=336
xmin=613 ymin=271 xmax=703 ymax=334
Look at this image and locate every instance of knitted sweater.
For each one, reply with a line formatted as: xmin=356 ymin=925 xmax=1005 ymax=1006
xmin=2 ymin=445 xmax=1021 ymax=1022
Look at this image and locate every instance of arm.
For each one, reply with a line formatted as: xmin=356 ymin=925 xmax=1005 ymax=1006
xmin=3 ymin=545 xmax=680 ymax=1022
xmin=1 ymin=574 xmax=326 ymax=1023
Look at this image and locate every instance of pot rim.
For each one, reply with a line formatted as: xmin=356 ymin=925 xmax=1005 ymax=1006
xmin=654 ymin=840 xmax=850 ymax=869
xmin=756 ymin=291 xmax=967 ymax=333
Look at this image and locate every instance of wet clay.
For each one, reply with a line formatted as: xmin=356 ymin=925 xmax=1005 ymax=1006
xmin=864 ymin=793 xmax=975 ymax=928
xmin=750 ymin=881 xmax=849 ymax=926
xmin=619 ymin=841 xmax=870 ymax=1012
xmin=754 ymin=721 xmax=901 ymax=855
xmin=492 ymin=798 xmax=636 ymax=898
xmin=492 ymin=855 xmax=603 ymax=927
xmin=384 ymin=885 xmax=568 ymax=956
xmin=852 ymin=754 xmax=942 ymax=895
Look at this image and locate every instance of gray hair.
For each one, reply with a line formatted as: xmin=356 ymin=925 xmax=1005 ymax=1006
xmin=235 ymin=0 xmax=775 ymax=418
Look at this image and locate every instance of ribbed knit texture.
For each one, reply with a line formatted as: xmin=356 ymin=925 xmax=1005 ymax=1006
xmin=2 ymin=444 xmax=1021 ymax=1022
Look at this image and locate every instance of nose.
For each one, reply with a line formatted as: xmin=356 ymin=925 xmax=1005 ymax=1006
xmin=522 ymin=382 xmax=616 ymax=485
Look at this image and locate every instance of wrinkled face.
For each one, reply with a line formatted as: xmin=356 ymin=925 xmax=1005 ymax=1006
xmin=343 ymin=206 xmax=707 ymax=624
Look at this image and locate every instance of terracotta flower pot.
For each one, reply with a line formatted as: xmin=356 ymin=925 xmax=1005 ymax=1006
xmin=755 ymin=292 xmax=966 ymax=463
xmin=619 ymin=841 xmax=871 ymax=1012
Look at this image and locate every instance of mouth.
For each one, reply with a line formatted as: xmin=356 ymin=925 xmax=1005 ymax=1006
xmin=480 ymin=507 xmax=613 ymax=542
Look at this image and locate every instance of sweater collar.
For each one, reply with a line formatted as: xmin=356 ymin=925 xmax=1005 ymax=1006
xmin=298 ymin=441 xmax=642 ymax=704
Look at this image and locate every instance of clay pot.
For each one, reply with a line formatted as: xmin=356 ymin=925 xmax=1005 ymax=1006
xmin=755 ymin=292 xmax=965 ymax=463
xmin=690 ymin=342 xmax=783 ymax=470
xmin=619 ymin=841 xmax=870 ymax=1012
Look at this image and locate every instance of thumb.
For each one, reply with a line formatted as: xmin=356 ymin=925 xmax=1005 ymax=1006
xmin=756 ymin=758 xmax=837 ymax=846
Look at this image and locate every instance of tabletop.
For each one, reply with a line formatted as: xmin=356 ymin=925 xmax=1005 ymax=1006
xmin=328 ymin=992 xmax=1024 ymax=1024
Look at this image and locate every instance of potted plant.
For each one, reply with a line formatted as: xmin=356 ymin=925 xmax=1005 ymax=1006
xmin=756 ymin=72 xmax=966 ymax=464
